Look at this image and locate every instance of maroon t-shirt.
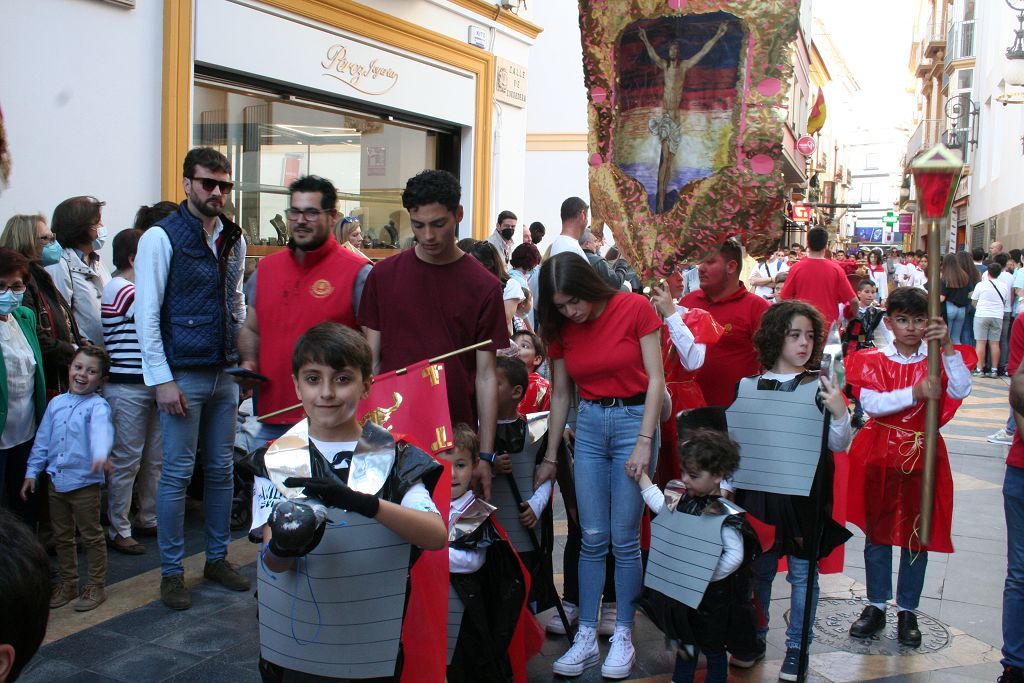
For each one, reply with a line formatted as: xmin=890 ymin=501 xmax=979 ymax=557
xmin=358 ymin=249 xmax=508 ymax=427
xmin=779 ymin=257 xmax=856 ymax=330
xmin=679 ymin=286 xmax=769 ymax=408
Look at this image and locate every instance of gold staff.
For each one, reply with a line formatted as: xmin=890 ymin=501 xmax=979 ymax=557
xmin=256 ymin=339 xmax=493 ymax=422
xmin=909 ymin=144 xmax=963 ymax=545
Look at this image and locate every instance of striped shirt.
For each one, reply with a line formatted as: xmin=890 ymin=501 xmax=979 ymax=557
xmin=101 ymin=276 xmax=143 ymax=382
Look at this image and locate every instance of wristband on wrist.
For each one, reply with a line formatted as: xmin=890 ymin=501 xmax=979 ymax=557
xmin=637 ymin=434 xmax=653 ymax=440
xmin=479 ymin=451 xmax=496 ymax=464
xmin=542 ymin=456 xmax=558 ymax=464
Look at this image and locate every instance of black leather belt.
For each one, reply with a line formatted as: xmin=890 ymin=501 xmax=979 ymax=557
xmin=585 ymin=393 xmax=646 ymax=408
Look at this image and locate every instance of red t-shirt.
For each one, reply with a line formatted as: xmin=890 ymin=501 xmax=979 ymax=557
xmin=780 ymin=257 xmax=856 ymax=330
xmin=679 ymin=286 xmax=769 ymax=408
xmin=1007 ymin=312 xmax=1024 ymax=469
xmin=358 ymin=250 xmax=508 ymax=427
xmin=547 ymin=292 xmax=661 ymax=401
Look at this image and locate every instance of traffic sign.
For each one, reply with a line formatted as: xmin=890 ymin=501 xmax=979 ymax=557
xmin=796 ymin=135 xmax=816 ymax=156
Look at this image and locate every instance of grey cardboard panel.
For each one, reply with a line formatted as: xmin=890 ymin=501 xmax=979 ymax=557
xmin=490 ymin=449 xmax=538 ymax=552
xmin=644 ymin=510 xmax=727 ymax=609
xmin=447 ymin=584 xmax=463 ymax=664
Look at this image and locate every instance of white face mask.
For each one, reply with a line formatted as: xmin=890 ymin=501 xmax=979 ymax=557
xmin=92 ymin=226 xmax=108 ymax=251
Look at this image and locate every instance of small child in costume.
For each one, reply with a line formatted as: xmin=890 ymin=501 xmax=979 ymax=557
xmin=248 ymin=322 xmax=448 ymax=682
xmin=444 ymin=424 xmax=540 ymax=683
xmin=635 ymin=428 xmax=760 ymax=683
xmin=738 ymin=300 xmax=853 ymax=681
xmin=512 ymin=330 xmax=550 ymax=413
xmin=493 ymin=356 xmax=556 ymax=610
xmin=845 ymin=287 xmax=975 ymax=647
xmin=772 ymin=271 xmax=788 ymax=303
xmin=843 ymin=280 xmax=891 ymax=356
xmin=21 ymin=347 xmax=113 ymax=613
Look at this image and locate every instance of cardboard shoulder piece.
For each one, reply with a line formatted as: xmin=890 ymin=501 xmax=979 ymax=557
xmin=489 ymin=412 xmax=548 ymax=552
xmin=644 ymin=496 xmax=745 ymax=609
xmin=727 ymin=377 xmax=823 ymax=496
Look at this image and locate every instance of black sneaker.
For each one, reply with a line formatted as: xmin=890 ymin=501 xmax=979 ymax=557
xmin=778 ymin=647 xmax=800 ymax=681
xmin=998 ymin=665 xmax=1024 ymax=683
xmin=897 ymin=610 xmax=922 ymax=647
xmin=729 ymin=638 xmax=766 ymax=668
xmin=849 ymin=605 xmax=886 ymax=638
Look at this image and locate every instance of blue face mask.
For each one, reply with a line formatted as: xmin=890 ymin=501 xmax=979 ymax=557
xmin=0 ymin=290 xmax=24 ymax=317
xmin=41 ymin=241 xmax=62 ymax=266
xmin=92 ymin=226 xmax=108 ymax=251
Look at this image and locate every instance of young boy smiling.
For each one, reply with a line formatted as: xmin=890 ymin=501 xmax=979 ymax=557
xmin=248 ymin=322 xmax=447 ymax=681
xmin=845 ymin=287 xmax=975 ymax=647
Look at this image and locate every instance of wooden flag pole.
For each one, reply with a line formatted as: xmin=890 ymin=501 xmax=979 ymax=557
xmin=920 ymin=217 xmax=943 ymax=545
xmin=256 ymin=339 xmax=493 ymax=422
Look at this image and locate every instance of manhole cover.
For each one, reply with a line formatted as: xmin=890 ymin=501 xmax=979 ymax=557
xmin=804 ymin=598 xmax=951 ymax=655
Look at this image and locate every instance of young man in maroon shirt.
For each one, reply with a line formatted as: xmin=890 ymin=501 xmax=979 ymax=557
xmin=779 ymin=226 xmax=858 ymax=332
xmin=358 ymin=170 xmax=508 ymax=497
xmin=679 ymin=240 xmax=769 ymax=408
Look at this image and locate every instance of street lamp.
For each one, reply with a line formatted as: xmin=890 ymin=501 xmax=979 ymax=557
xmin=910 ymin=144 xmax=963 ymax=547
xmin=998 ymin=0 xmax=1024 ymax=104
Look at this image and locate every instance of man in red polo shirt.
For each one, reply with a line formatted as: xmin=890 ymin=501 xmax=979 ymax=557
xmin=237 ymin=175 xmax=371 ymax=442
xmin=779 ymin=226 xmax=858 ymax=332
xmin=679 ymin=240 xmax=770 ymax=408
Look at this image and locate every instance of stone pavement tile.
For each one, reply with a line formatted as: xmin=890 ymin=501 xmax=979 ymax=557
xmin=38 ymin=627 xmax=143 ymax=669
xmin=165 ymin=659 xmax=262 ymax=682
xmin=18 ymin=656 xmax=81 ymax=682
xmin=926 ymin=660 xmax=1005 ymax=681
xmin=942 ymin=553 xmax=1006 ymax=608
xmin=100 ymin=592 xmax=231 ymax=642
xmin=58 ymin=671 xmax=123 ymax=682
xmin=950 ymin=533 xmax=1007 ymax=556
xmin=153 ymin=612 xmax=256 ymax=657
xmin=88 ymin=642 xmax=204 ymax=682
xmin=209 ymin=632 xmax=261 ymax=668
xmin=938 ymin=599 xmax=1004 ymax=648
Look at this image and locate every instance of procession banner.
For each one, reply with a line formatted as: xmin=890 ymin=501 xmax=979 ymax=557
xmin=359 ymin=360 xmax=454 ymax=455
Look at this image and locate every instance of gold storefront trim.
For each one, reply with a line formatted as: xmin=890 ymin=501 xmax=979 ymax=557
xmin=526 ymin=133 xmax=589 ymax=152
xmin=161 ymin=0 xmax=496 ymax=239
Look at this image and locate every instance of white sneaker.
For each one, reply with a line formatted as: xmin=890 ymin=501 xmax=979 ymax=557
xmin=546 ymin=601 xmax=579 ymax=635
xmin=552 ymin=624 xmax=599 ymax=677
xmin=601 ymin=625 xmax=636 ymax=679
xmin=598 ymin=602 xmax=617 ymax=636
xmin=987 ymin=428 xmax=1014 ymax=445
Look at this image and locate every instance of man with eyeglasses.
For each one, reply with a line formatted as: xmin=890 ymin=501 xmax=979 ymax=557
xmin=237 ymin=175 xmax=371 ymax=442
xmin=135 ymin=147 xmax=250 ymax=610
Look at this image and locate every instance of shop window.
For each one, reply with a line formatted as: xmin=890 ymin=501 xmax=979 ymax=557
xmin=193 ymin=81 xmax=457 ymax=251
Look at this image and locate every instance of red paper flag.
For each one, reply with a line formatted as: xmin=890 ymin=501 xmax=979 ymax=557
xmin=358 ymin=360 xmax=454 ymax=455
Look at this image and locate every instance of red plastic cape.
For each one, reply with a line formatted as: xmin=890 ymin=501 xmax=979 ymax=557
xmin=843 ymin=346 xmax=978 ymax=553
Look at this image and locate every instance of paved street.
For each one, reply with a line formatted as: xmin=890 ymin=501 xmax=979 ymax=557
xmin=20 ymin=376 xmax=1012 ymax=682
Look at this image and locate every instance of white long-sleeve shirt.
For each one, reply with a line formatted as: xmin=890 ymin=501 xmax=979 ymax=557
xmin=134 ymin=218 xmax=246 ymax=386
xmin=641 ymin=486 xmax=744 ymax=581
xmin=449 ymin=492 xmax=486 ymax=574
xmin=664 ymin=307 xmax=706 ymax=371
xmin=859 ymin=342 xmax=972 ymax=418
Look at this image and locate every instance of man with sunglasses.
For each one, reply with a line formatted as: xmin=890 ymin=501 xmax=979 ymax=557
xmin=135 ymin=147 xmax=250 ymax=610
xmin=237 ymin=175 xmax=371 ymax=441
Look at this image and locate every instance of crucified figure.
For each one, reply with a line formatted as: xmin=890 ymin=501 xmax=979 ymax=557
xmin=639 ymin=23 xmax=728 ymax=213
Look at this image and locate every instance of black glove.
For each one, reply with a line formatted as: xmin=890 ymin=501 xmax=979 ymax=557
xmin=267 ymin=500 xmax=326 ymax=558
xmin=283 ymin=476 xmax=380 ymax=518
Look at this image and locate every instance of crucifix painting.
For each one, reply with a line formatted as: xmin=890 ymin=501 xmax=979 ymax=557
xmin=614 ymin=13 xmax=742 ymax=214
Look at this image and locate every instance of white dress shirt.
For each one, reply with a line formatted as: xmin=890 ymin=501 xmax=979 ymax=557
xmin=664 ymin=306 xmax=707 ymax=371
xmin=448 ymin=491 xmax=486 ymax=574
xmin=134 ymin=217 xmax=247 ymax=386
xmin=859 ymin=342 xmax=972 ymax=417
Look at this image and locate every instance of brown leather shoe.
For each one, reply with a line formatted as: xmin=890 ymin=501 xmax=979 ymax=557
xmin=107 ymin=534 xmax=145 ymax=555
xmin=74 ymin=584 xmax=107 ymax=612
xmin=50 ymin=581 xmax=77 ymax=609
xmin=204 ymin=559 xmax=251 ymax=592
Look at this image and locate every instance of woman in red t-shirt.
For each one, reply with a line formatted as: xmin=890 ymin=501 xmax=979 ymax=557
xmin=534 ymin=253 xmax=664 ymax=679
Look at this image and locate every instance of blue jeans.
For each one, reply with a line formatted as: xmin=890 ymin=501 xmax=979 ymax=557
xmin=1004 ymin=465 xmax=1024 ymax=669
xmin=674 ymin=650 xmax=727 ymax=683
xmin=945 ymin=302 xmax=967 ymax=346
xmin=864 ymin=540 xmax=928 ymax=610
xmin=751 ymin=552 xmax=819 ymax=650
xmin=156 ymin=369 xmax=239 ymax=576
xmin=964 ymin=306 xmax=976 ymax=347
xmin=573 ymin=400 xmax=656 ymax=628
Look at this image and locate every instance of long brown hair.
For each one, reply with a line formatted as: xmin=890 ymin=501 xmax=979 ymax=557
xmin=537 ymin=252 xmax=617 ymax=342
xmin=941 ymin=253 xmax=968 ymax=288
xmin=956 ymin=249 xmax=981 ymax=287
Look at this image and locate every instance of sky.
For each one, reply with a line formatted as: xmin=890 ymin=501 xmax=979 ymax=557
xmin=813 ymin=0 xmax=919 ymax=130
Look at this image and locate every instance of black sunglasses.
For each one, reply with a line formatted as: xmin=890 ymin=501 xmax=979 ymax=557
xmin=189 ymin=176 xmax=234 ymax=194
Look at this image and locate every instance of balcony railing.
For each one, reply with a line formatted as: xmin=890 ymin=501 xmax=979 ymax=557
xmin=945 ymin=19 xmax=975 ymax=68
xmin=906 ymin=119 xmax=943 ymax=163
xmin=924 ymin=20 xmax=947 ymax=59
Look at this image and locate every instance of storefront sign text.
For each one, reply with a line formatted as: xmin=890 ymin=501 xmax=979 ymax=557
xmin=322 ymin=43 xmax=399 ymax=96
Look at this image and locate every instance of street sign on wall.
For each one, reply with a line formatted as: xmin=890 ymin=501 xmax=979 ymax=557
xmin=792 ymin=204 xmax=812 ymax=223
xmin=796 ymin=135 xmax=816 ymax=156
xmin=898 ymin=211 xmax=913 ymax=234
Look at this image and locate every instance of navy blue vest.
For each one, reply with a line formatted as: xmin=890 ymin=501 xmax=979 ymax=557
xmin=157 ymin=203 xmax=244 ymax=369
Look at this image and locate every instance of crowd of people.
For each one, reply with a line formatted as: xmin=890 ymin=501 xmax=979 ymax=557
xmin=0 ymin=146 xmax=1020 ymax=683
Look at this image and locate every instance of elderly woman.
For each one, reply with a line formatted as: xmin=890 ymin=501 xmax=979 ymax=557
xmin=46 ymin=196 xmax=111 ymax=349
xmin=0 ymin=248 xmax=46 ymax=519
xmin=1 ymin=214 xmax=81 ymax=396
